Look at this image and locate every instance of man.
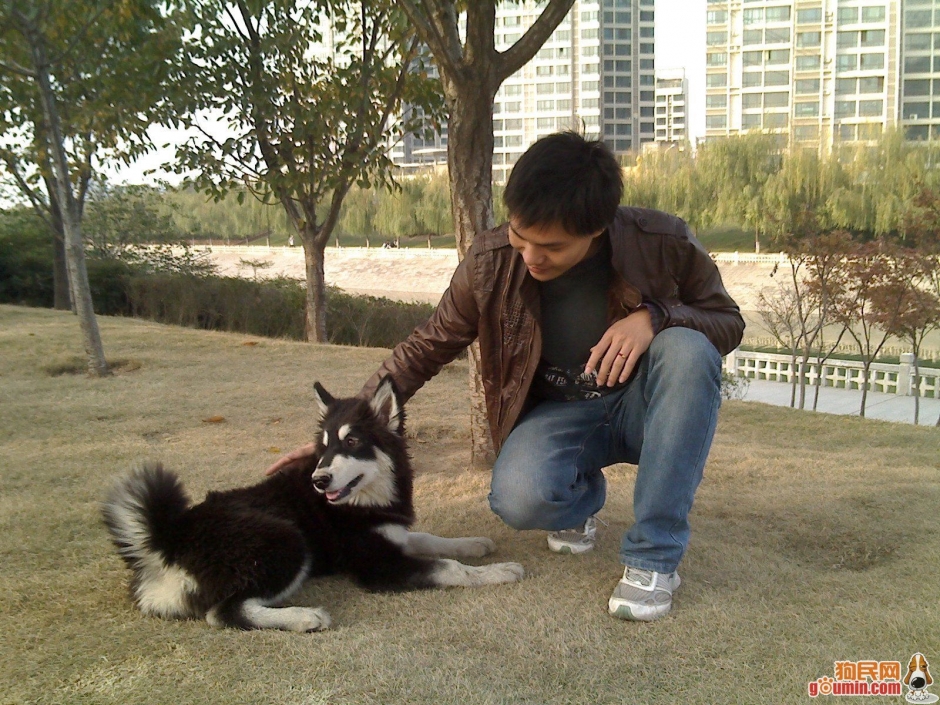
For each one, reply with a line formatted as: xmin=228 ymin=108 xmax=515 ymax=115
xmin=268 ymin=132 xmax=744 ymax=621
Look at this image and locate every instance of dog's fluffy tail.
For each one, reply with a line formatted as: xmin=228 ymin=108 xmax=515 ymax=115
xmin=102 ymin=462 xmax=190 ymax=568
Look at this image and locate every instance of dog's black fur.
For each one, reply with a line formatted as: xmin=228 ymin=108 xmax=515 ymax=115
xmin=102 ymin=378 xmax=522 ymax=632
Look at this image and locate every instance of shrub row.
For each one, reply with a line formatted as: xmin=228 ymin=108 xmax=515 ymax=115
xmin=0 ymin=212 xmax=435 ymax=348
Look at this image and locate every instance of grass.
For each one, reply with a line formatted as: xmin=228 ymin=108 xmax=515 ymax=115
xmin=2 ymin=303 xmax=939 ymax=705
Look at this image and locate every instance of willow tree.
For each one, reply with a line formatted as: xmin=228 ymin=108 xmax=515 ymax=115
xmin=398 ymin=0 xmax=576 ymax=467
xmin=0 ymin=0 xmax=176 ymax=375
xmin=168 ymin=0 xmax=441 ymax=342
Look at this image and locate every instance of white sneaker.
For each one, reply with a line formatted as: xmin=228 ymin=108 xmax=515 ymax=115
xmin=547 ymin=516 xmax=599 ymax=554
xmin=608 ymin=567 xmax=681 ymax=621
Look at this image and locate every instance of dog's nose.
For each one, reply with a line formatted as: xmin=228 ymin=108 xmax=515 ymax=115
xmin=911 ymin=676 xmax=927 ymax=690
xmin=312 ymin=474 xmax=331 ymax=491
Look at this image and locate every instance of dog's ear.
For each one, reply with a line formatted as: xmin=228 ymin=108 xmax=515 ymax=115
xmin=369 ymin=376 xmax=403 ymax=434
xmin=313 ymin=382 xmax=334 ymax=423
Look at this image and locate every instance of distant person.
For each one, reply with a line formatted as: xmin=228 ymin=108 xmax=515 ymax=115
xmin=269 ymin=132 xmax=744 ymax=621
xmin=288 ymin=235 xmax=294 ymax=247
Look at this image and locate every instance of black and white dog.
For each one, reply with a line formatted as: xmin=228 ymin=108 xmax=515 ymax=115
xmin=102 ymin=378 xmax=523 ymax=632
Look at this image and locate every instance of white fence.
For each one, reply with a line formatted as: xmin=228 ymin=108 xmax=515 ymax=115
xmin=189 ymin=244 xmax=458 ymax=260
xmin=724 ymin=349 xmax=940 ymax=399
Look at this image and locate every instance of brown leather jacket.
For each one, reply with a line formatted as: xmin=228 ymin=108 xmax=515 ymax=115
xmin=363 ymin=206 xmax=745 ymax=453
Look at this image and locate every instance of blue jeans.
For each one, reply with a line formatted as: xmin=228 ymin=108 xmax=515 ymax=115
xmin=488 ymin=327 xmax=722 ymax=574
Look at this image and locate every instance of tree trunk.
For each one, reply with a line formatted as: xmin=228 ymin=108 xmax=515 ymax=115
xmin=445 ymin=80 xmax=499 ymax=469
xmin=301 ymin=229 xmax=328 ymax=343
xmin=26 ymin=19 xmax=109 ymax=376
xmin=48 ymin=196 xmax=71 ymax=310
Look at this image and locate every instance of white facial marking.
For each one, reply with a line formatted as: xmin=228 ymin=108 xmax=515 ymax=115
xmin=314 ymin=449 xmax=397 ymax=507
xmin=322 ymin=430 xmax=328 ymax=445
xmin=338 ymin=424 xmax=351 ymax=441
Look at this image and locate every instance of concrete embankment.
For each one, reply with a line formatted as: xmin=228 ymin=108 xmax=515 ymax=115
xmin=201 ymin=245 xmax=778 ymax=312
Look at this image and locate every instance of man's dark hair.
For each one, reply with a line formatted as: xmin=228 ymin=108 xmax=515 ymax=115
xmin=503 ymin=131 xmax=623 ymax=236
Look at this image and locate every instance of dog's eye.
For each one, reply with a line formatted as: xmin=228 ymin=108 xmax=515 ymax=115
xmin=344 ymin=436 xmax=359 ymax=448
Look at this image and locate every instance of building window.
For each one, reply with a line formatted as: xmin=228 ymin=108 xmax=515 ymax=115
xmin=839 ymin=124 xmax=858 ymax=141
xmin=743 ymin=72 xmax=763 ymax=87
xmin=906 ymin=56 xmax=932 ymax=74
xmin=862 ymin=6 xmax=885 ymax=23
xmin=765 ymin=6 xmax=791 ymax=22
xmin=742 ymin=113 xmax=762 ymax=129
xmin=706 ymin=115 xmax=727 ymax=129
xmin=835 ymin=100 xmax=857 ymax=118
xmin=859 ymin=76 xmax=884 ymax=94
xmin=905 ymin=33 xmax=932 ymax=51
xmin=743 ymin=93 xmax=762 ymax=109
xmin=906 ymin=10 xmax=933 ymax=29
xmin=706 ymin=73 xmax=728 ymax=88
xmin=797 ymin=32 xmax=822 ymax=48
xmin=765 ymin=28 xmax=791 ymax=43
xmin=536 ymin=100 xmax=555 ymax=110
xmin=506 ymin=135 xmax=524 ymax=147
xmin=796 ymin=78 xmax=821 ymax=94
xmin=795 ymin=101 xmax=820 ymax=117
xmin=860 ymin=30 xmax=885 ymax=47
xmin=836 ymin=78 xmax=857 ymax=94
xmin=838 ymin=31 xmax=858 ymax=48
xmin=904 ymin=102 xmax=930 ymax=119
xmin=504 ymin=118 xmax=522 ymax=130
xmin=640 ymin=27 xmax=654 ymax=38
xmin=794 ymin=125 xmax=819 ymax=141
xmin=796 ymin=55 xmax=822 ymax=71
xmin=797 ymin=8 xmax=822 ymax=24
xmin=616 ymin=76 xmax=631 ymax=88
xmin=707 ymin=10 xmax=727 ymax=24
xmin=743 ymin=51 xmax=763 ymax=67
xmin=860 ymin=53 xmax=885 ymax=70
xmin=767 ymin=49 xmax=790 ymax=64
xmin=764 ymin=71 xmax=789 ymax=86
xmin=707 ymin=31 xmax=726 ymax=46
xmin=537 ymin=118 xmax=555 ymax=130
xmin=743 ymin=30 xmax=763 ymax=45
xmin=906 ymin=125 xmax=930 ymax=141
xmin=858 ymin=100 xmax=883 ymax=117
xmin=905 ymin=79 xmax=931 ymax=97
xmin=536 ymin=66 xmax=553 ymax=76
xmin=707 ymin=52 xmax=728 ymax=67
xmin=838 ymin=8 xmax=859 ymax=24
xmin=764 ymin=113 xmax=788 ymax=128
xmin=859 ymin=123 xmax=882 ymax=140
xmin=706 ymin=94 xmax=727 ymax=108
xmin=836 ymin=54 xmax=858 ymax=71
xmin=764 ymin=91 xmax=789 ymax=108
xmin=744 ymin=8 xmax=763 ymax=25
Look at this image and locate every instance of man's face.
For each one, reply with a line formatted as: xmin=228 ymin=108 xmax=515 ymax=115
xmin=507 ymin=220 xmax=603 ymax=282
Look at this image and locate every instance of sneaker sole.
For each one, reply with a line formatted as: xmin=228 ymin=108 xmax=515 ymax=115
xmin=547 ymin=541 xmax=594 ymax=555
xmin=607 ymin=600 xmax=671 ymax=621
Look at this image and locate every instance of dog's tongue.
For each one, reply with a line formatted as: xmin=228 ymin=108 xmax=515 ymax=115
xmin=325 ymin=489 xmax=343 ymax=502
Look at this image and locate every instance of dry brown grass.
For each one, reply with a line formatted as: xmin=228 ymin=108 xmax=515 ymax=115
xmin=2 ymin=304 xmax=939 ymax=705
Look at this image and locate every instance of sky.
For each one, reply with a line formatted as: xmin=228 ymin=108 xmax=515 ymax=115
xmin=109 ymin=0 xmax=707 ymax=186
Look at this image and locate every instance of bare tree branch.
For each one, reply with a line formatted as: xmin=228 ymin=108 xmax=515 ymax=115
xmin=397 ymin=0 xmax=462 ymax=79
xmin=496 ymin=0 xmax=575 ymax=80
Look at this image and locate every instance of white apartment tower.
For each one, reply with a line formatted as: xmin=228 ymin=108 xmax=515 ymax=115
xmin=654 ymin=68 xmax=690 ymax=144
xmin=704 ymin=0 xmax=908 ymax=148
xmin=491 ymin=0 xmax=656 ymax=182
xmin=390 ymin=1 xmax=656 ymax=180
xmin=900 ymin=0 xmax=940 ymax=140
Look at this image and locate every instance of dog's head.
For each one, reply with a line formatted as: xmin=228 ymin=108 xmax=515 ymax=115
xmin=905 ymin=653 xmax=933 ymax=690
xmin=309 ymin=377 xmax=405 ymax=507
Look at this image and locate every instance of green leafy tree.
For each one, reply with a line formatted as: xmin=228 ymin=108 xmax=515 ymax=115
xmin=0 ymin=0 xmax=178 ymax=375
xmin=167 ymin=0 xmax=442 ymax=342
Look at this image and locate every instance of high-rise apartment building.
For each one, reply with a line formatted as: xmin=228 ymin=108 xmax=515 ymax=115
xmin=900 ymin=1 xmax=940 ymax=140
xmin=704 ymin=0 xmax=916 ymax=149
xmin=390 ymin=1 xmax=656 ymax=181
xmin=654 ymin=68 xmax=690 ymax=144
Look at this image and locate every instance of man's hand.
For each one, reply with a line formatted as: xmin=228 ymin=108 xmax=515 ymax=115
xmin=585 ymin=308 xmax=655 ymax=387
xmin=264 ymin=442 xmax=317 ymax=476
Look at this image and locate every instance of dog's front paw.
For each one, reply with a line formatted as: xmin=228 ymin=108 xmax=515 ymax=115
xmin=453 ymin=536 xmax=496 ymax=558
xmin=479 ymin=561 xmax=525 ymax=584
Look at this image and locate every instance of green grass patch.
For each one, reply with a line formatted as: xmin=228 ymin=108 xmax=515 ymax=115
xmin=2 ymin=305 xmax=938 ymax=704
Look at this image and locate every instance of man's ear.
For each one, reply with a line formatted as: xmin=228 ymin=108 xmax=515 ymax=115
xmin=313 ymin=382 xmax=334 ymax=424
xmin=368 ymin=376 xmax=403 ymax=434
